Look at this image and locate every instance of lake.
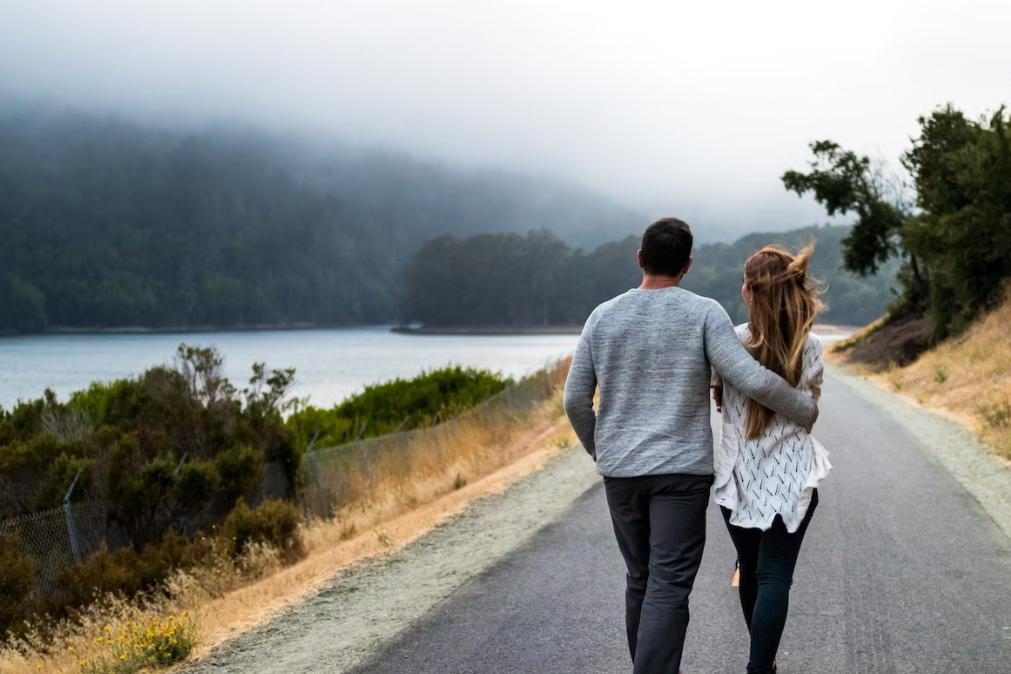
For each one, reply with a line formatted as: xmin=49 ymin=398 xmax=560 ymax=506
xmin=0 ymin=328 xmax=580 ymax=411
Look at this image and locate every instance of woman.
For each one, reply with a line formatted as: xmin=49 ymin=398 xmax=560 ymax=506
xmin=711 ymin=243 xmax=831 ymax=674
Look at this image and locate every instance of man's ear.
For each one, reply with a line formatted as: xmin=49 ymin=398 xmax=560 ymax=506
xmin=636 ymin=249 xmax=646 ymax=270
xmin=681 ymin=257 xmax=694 ymax=276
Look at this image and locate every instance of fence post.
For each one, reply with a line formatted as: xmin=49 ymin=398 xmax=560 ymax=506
xmin=306 ymin=431 xmax=320 ymax=482
xmin=63 ymin=468 xmax=83 ymax=562
xmin=354 ymin=418 xmax=369 ymax=441
xmin=174 ymin=452 xmax=189 ymax=476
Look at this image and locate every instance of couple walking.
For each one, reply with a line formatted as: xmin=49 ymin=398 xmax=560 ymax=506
xmin=564 ymin=218 xmax=830 ymax=674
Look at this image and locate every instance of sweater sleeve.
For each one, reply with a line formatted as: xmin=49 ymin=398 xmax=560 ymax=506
xmin=703 ymin=302 xmax=818 ymax=428
xmin=563 ymin=311 xmax=598 ymax=459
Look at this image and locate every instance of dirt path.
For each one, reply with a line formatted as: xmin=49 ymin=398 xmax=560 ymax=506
xmin=182 ymin=447 xmax=599 ymax=674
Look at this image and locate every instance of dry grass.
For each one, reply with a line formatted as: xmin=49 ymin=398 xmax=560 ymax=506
xmin=0 ymin=363 xmax=575 ymax=674
xmin=855 ymin=290 xmax=1011 ymax=460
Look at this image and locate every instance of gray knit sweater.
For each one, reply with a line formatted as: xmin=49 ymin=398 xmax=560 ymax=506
xmin=563 ymin=287 xmax=818 ymax=478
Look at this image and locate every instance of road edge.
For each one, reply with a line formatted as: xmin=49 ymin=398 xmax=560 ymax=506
xmin=828 ymin=363 xmax=1011 ymax=542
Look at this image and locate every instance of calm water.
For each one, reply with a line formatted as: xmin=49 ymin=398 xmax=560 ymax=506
xmin=0 ymin=328 xmax=580 ymax=410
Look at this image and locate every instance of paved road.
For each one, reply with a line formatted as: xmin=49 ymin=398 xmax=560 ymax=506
xmin=352 ymin=368 xmax=1011 ymax=673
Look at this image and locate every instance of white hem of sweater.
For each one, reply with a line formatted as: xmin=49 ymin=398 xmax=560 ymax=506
xmin=713 ymin=435 xmax=832 ymax=533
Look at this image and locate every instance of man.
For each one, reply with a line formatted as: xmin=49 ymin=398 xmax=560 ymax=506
xmin=563 ymin=218 xmax=818 ymax=674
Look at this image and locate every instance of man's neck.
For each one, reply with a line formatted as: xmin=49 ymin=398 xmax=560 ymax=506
xmin=639 ymin=273 xmax=683 ymax=290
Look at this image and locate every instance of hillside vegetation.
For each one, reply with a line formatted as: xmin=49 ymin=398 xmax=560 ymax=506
xmin=0 ymin=348 xmax=509 ymax=637
xmin=841 ymin=287 xmax=1011 ymax=460
xmin=0 ymin=105 xmax=640 ymax=333
xmin=404 ymin=224 xmax=898 ymax=328
xmin=784 ymin=103 xmax=1011 ymax=347
xmin=795 ymin=103 xmax=1010 ymax=460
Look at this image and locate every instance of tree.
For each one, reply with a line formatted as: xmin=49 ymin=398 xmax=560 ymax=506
xmin=783 ymin=104 xmax=1011 ymax=340
xmin=902 ymin=105 xmax=1011 ymax=337
xmin=781 ymin=141 xmax=924 ymax=310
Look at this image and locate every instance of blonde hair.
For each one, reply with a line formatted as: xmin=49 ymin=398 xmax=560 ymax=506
xmin=743 ymin=243 xmax=824 ymax=440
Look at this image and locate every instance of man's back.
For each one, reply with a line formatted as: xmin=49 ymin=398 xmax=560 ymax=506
xmin=563 ymin=286 xmax=816 ymax=479
xmin=564 ymin=286 xmax=721 ymax=477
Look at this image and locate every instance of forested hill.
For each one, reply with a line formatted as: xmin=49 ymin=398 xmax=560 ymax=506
xmin=0 ymin=106 xmax=641 ymax=332
xmin=403 ymin=225 xmax=899 ymax=328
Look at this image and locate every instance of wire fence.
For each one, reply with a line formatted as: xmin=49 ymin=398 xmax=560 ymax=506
xmin=0 ymin=500 xmax=107 ymax=595
xmin=299 ymin=360 xmax=567 ymax=518
xmin=0 ymin=358 xmax=569 ymax=598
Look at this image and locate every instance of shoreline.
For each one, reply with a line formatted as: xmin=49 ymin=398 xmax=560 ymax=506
xmin=1 ymin=322 xmax=860 ymax=340
xmin=390 ymin=325 xmax=583 ymax=336
xmin=0 ymin=322 xmax=384 ymax=338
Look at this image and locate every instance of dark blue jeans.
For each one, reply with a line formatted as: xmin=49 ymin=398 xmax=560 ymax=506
xmin=605 ymin=473 xmax=713 ymax=674
xmin=721 ymin=490 xmax=818 ymax=674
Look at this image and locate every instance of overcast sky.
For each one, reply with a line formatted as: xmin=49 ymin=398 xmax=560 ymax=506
xmin=1 ymin=0 xmax=1009 ymax=240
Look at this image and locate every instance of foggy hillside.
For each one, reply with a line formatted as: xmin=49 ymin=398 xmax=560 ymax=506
xmin=0 ymin=105 xmax=641 ymax=331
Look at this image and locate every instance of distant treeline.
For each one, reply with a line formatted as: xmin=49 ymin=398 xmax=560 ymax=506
xmin=0 ymin=105 xmax=639 ymax=333
xmin=403 ymin=224 xmax=898 ymax=328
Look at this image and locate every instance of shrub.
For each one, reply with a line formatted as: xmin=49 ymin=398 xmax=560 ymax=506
xmin=0 ymin=534 xmax=37 ymax=635
xmin=79 ymin=611 xmax=197 ymax=674
xmin=978 ymin=400 xmax=1011 ymax=429
xmin=213 ymin=444 xmax=264 ymax=498
xmin=176 ymin=460 xmax=221 ymax=510
xmin=287 ymin=366 xmax=509 ymax=449
xmin=55 ymin=533 xmax=214 ymax=616
xmin=220 ymin=499 xmax=303 ymax=562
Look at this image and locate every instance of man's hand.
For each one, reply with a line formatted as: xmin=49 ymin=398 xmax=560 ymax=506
xmin=805 ymin=401 xmax=819 ymax=433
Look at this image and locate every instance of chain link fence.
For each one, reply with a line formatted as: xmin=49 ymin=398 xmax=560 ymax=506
xmin=0 ymin=500 xmax=108 ymax=595
xmin=299 ymin=361 xmax=567 ymax=518
xmin=0 ymin=359 xmax=569 ymax=599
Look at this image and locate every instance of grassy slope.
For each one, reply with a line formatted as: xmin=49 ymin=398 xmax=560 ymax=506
xmin=835 ymin=290 xmax=1011 ymax=460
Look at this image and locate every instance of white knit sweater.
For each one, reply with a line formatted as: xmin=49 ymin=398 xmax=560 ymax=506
xmin=713 ymin=325 xmax=831 ymax=533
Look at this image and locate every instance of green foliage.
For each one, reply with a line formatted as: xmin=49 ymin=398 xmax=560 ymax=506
xmin=978 ymin=400 xmax=1011 ymax=429
xmin=28 ymin=498 xmax=301 ymax=633
xmin=0 ymin=534 xmax=37 ymax=634
xmin=783 ymin=103 xmax=1011 ymax=341
xmin=0 ymin=345 xmax=296 ymax=538
xmin=0 ymin=344 xmax=510 ymax=634
xmin=0 ymin=275 xmax=47 ymax=333
xmin=175 ymin=460 xmax=221 ymax=508
xmin=219 ymin=499 xmax=303 ymax=562
xmin=782 ymin=141 xmax=910 ymax=277
xmin=212 ymin=445 xmax=265 ymax=500
xmin=403 ymin=225 xmax=897 ymax=328
xmin=287 ymin=366 xmax=509 ymax=449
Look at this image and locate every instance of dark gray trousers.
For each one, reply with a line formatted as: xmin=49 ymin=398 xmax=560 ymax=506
xmin=604 ymin=473 xmax=712 ymax=674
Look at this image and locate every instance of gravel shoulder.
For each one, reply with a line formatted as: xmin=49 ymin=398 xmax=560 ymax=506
xmin=183 ymin=447 xmax=600 ymax=674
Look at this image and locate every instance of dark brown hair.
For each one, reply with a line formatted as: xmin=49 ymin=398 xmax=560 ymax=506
xmin=640 ymin=218 xmax=693 ymax=277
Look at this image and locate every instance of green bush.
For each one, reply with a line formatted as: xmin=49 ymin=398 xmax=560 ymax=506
xmin=220 ymin=499 xmax=303 ymax=562
xmin=979 ymin=401 xmax=1011 ymax=429
xmin=0 ymin=534 xmax=37 ymax=634
xmin=54 ymin=532 xmax=214 ymax=617
xmin=213 ymin=444 xmax=264 ymax=498
xmin=176 ymin=460 xmax=221 ymax=509
xmin=287 ymin=366 xmax=509 ymax=449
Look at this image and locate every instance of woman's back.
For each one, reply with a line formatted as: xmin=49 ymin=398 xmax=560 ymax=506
xmin=714 ymin=324 xmax=830 ymax=533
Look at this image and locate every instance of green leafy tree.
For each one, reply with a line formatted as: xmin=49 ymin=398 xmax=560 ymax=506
xmin=781 ymin=141 xmax=924 ymax=309
xmin=783 ymin=103 xmax=1011 ymax=339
